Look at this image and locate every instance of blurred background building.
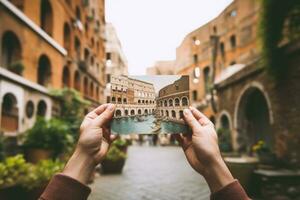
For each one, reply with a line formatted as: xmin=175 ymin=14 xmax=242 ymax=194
xmin=0 ymin=0 xmax=107 ymax=136
xmin=149 ymin=0 xmax=300 ymax=153
xmin=146 ymin=60 xmax=175 ymax=75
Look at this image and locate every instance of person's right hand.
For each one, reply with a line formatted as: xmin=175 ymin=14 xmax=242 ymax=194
xmin=177 ymin=107 xmax=234 ymax=193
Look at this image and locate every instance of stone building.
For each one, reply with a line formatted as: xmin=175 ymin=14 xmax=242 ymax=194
xmin=108 ymin=75 xmax=156 ymax=117
xmin=0 ymin=0 xmax=106 ymax=135
xmin=157 ymin=76 xmax=189 ymax=122
xmin=169 ymin=0 xmax=300 ymax=153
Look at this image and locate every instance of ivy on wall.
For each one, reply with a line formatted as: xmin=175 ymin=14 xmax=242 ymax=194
xmin=260 ymin=0 xmax=300 ymax=80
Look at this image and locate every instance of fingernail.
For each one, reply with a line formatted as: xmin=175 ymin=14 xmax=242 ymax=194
xmin=184 ymin=109 xmax=190 ymax=115
xmin=189 ymin=106 xmax=194 ymax=110
xmin=108 ymin=104 xmax=115 ymax=111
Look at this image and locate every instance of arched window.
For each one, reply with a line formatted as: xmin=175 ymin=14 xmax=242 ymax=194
xmin=117 ymin=97 xmax=122 ymax=103
xmin=75 ymin=37 xmax=81 ymax=59
xmin=25 ymin=100 xmax=34 ymax=119
xmin=138 ymin=109 xmax=142 ymax=115
xmin=172 ymin=110 xmax=176 ymax=118
xmin=220 ymin=42 xmax=225 ymax=57
xmin=84 ymin=48 xmax=89 ymax=63
xmin=96 ymin=86 xmax=99 ymax=100
xmin=130 ymin=110 xmax=135 ymax=115
xmin=123 ymin=98 xmax=127 ymax=104
xmin=146 ymin=100 xmax=148 ymax=104
xmin=182 ymin=97 xmax=188 ymax=106
xmin=83 ymin=77 xmax=88 ymax=95
xmin=62 ymin=66 xmax=70 ymax=87
xmin=111 ymin=97 xmax=116 ymax=103
xmin=230 ymin=35 xmax=237 ymax=49
xmin=1 ymin=31 xmax=22 ymax=74
xmin=203 ymin=67 xmax=210 ymax=94
xmin=220 ymin=115 xmax=230 ymax=130
xmin=90 ymin=82 xmax=94 ymax=97
xmin=37 ymin=55 xmax=51 ymax=86
xmin=166 ymin=110 xmax=169 ymax=117
xmin=63 ymin=23 xmax=71 ymax=51
xmin=74 ymin=70 xmax=81 ymax=91
xmin=168 ymin=99 xmax=173 ymax=107
xmin=1 ymin=93 xmax=18 ymax=131
xmin=164 ymin=100 xmax=167 ymax=107
xmin=124 ymin=110 xmax=129 ymax=116
xmin=145 ymin=109 xmax=148 ymax=115
xmin=115 ymin=110 xmax=121 ymax=117
xmin=75 ymin=6 xmax=81 ymax=21
xmin=179 ymin=110 xmax=184 ymax=119
xmin=37 ymin=100 xmax=47 ymax=117
xmin=138 ymin=100 xmax=141 ymax=104
xmin=40 ymin=0 xmax=53 ymax=36
xmin=175 ymin=98 xmax=180 ymax=106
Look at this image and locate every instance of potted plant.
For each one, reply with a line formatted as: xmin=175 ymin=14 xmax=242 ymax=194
xmin=114 ymin=138 xmax=129 ymax=153
xmin=252 ymin=140 xmax=276 ymax=165
xmin=21 ymin=159 xmax=64 ymax=199
xmin=23 ymin=118 xmax=72 ymax=163
xmin=0 ymin=155 xmax=30 ymax=199
xmin=101 ymin=145 xmax=127 ymax=174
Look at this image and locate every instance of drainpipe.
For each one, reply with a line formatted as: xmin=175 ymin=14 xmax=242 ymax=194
xmin=209 ymin=35 xmax=219 ymax=113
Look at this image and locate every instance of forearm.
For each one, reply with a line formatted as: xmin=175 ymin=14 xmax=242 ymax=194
xmin=62 ymin=149 xmax=96 ymax=185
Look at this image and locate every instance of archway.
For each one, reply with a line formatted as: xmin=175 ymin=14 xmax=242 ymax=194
xmin=171 ymin=110 xmax=176 ymax=118
xmin=63 ymin=23 xmax=71 ymax=51
xmin=175 ymin=98 xmax=180 ymax=106
xmin=130 ymin=110 xmax=135 ymax=115
xmin=37 ymin=55 xmax=51 ymax=86
xmin=179 ymin=110 xmax=184 ymax=119
xmin=138 ymin=109 xmax=142 ymax=115
xmin=181 ymin=97 xmax=188 ymax=106
xmin=74 ymin=71 xmax=81 ymax=91
xmin=144 ymin=109 xmax=148 ymax=115
xmin=1 ymin=31 xmax=22 ymax=73
xmin=1 ymin=93 xmax=18 ymax=132
xmin=115 ymin=110 xmax=122 ymax=117
xmin=236 ymin=87 xmax=271 ymax=152
xmin=124 ymin=110 xmax=129 ymax=116
xmin=169 ymin=99 xmax=173 ymax=107
xmin=166 ymin=110 xmax=169 ymax=117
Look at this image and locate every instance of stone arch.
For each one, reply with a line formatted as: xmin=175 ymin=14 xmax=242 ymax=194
xmin=62 ymin=65 xmax=70 ymax=87
xmin=234 ymin=83 xmax=273 ymax=151
xmin=164 ymin=100 xmax=167 ymax=107
xmin=1 ymin=93 xmax=19 ymax=132
xmin=217 ymin=110 xmax=232 ymax=130
xmin=1 ymin=31 xmax=22 ymax=73
xmin=124 ymin=109 xmax=129 ymax=116
xmin=145 ymin=109 xmax=148 ymax=115
xmin=40 ymin=0 xmax=53 ymax=36
xmin=179 ymin=110 xmax=184 ymax=119
xmin=138 ymin=109 xmax=142 ymax=115
xmin=166 ymin=110 xmax=169 ymax=117
xmin=174 ymin=98 xmax=180 ymax=106
xmin=171 ymin=110 xmax=176 ymax=118
xmin=37 ymin=54 xmax=51 ymax=87
xmin=181 ymin=96 xmax=189 ymax=106
xmin=168 ymin=99 xmax=173 ymax=107
xmin=115 ymin=109 xmax=122 ymax=117
xmin=111 ymin=97 xmax=116 ymax=103
xmin=130 ymin=109 xmax=135 ymax=115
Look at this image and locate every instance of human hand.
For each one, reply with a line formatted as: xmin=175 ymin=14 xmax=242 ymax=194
xmin=177 ymin=107 xmax=234 ymax=193
xmin=63 ymin=103 xmax=116 ymax=184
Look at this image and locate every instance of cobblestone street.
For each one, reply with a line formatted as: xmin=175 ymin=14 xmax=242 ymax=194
xmin=89 ymin=146 xmax=210 ymax=200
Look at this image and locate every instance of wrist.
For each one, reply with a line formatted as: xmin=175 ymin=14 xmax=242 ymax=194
xmin=202 ymin=155 xmax=234 ymax=193
xmin=63 ymin=149 xmax=96 ymax=185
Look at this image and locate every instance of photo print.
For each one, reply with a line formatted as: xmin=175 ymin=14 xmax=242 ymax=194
xmin=107 ymin=75 xmax=190 ymax=135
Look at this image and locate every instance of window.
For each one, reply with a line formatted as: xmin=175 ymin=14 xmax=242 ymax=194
xmin=37 ymin=100 xmax=47 ymax=117
xmin=37 ymin=55 xmax=51 ymax=86
xmin=193 ymin=54 xmax=198 ymax=64
xmin=230 ymin=35 xmax=237 ymax=49
xmin=220 ymin=42 xmax=225 ymax=57
xmin=182 ymin=97 xmax=188 ymax=106
xmin=213 ymin=26 xmax=217 ymax=34
xmin=62 ymin=66 xmax=70 ymax=87
xmin=172 ymin=110 xmax=176 ymax=118
xmin=25 ymin=101 xmax=34 ymax=118
xmin=230 ymin=10 xmax=237 ymax=17
xmin=164 ymin=100 xmax=167 ymax=107
xmin=83 ymin=77 xmax=88 ymax=95
xmin=1 ymin=93 xmax=18 ymax=131
xmin=175 ymin=98 xmax=180 ymax=106
xmin=40 ymin=0 xmax=53 ymax=36
xmin=63 ymin=23 xmax=71 ymax=51
xmin=1 ymin=31 xmax=22 ymax=74
xmin=75 ymin=37 xmax=81 ymax=59
xmin=203 ymin=67 xmax=210 ymax=94
xmin=194 ymin=67 xmax=200 ymax=78
xmin=76 ymin=6 xmax=81 ymax=21
xmin=169 ymin=99 xmax=173 ymax=107
xmin=90 ymin=82 xmax=94 ymax=97
xmin=74 ymin=71 xmax=81 ymax=91
xmin=192 ymin=90 xmax=198 ymax=101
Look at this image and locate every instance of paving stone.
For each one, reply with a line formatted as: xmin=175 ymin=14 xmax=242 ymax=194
xmin=89 ymin=146 xmax=210 ymax=200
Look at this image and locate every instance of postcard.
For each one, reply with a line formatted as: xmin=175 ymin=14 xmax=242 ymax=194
xmin=107 ymin=75 xmax=190 ymax=135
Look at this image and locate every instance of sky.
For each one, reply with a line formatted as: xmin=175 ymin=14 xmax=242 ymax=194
xmin=106 ymin=0 xmax=233 ymax=75
xmin=129 ymin=75 xmax=181 ymax=94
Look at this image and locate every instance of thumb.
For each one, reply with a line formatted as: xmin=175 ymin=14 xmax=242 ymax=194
xmin=93 ymin=104 xmax=115 ymax=127
xmin=183 ymin=109 xmax=201 ymax=132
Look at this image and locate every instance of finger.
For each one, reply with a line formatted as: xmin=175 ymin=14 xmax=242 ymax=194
xmin=110 ymin=134 xmax=118 ymax=142
xmin=93 ymin=104 xmax=115 ymax=127
xmin=189 ymin=106 xmax=211 ymax=125
xmin=183 ymin=109 xmax=201 ymax=131
xmin=85 ymin=104 xmax=109 ymax=120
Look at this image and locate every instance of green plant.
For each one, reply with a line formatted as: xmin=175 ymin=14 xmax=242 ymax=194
xmin=23 ymin=118 xmax=73 ymax=157
xmin=8 ymin=61 xmax=24 ymax=75
xmin=260 ymin=0 xmax=300 ymax=80
xmin=21 ymin=159 xmax=64 ymax=190
xmin=252 ymin=140 xmax=271 ymax=155
xmin=113 ymin=138 xmax=128 ymax=149
xmin=0 ymin=155 xmax=30 ymax=189
xmin=104 ymin=145 xmax=127 ymax=162
xmin=51 ymin=88 xmax=89 ymax=140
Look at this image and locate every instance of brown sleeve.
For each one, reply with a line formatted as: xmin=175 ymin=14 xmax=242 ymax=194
xmin=210 ymin=180 xmax=251 ymax=200
xmin=39 ymin=173 xmax=91 ymax=200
